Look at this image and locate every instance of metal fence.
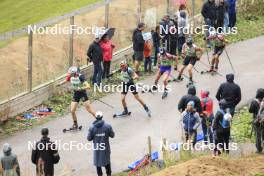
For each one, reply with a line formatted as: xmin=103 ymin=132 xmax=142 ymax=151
xmin=0 ymin=0 xmax=204 ymax=105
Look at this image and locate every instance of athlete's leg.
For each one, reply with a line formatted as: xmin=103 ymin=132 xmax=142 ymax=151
xmin=83 ymin=100 xmax=96 ymax=117
xmin=163 ymin=72 xmax=170 ymax=89
xmin=215 ymin=54 xmax=220 ymax=70
xmin=70 ymin=102 xmax=78 ymax=123
xmin=121 ymin=94 xmax=128 ymax=113
xmin=177 ymin=65 xmax=186 ymax=79
xmin=154 ymin=70 xmax=162 ymax=85
xmin=210 ymin=55 xmax=216 ymax=71
xmin=187 ymin=64 xmax=193 ymax=82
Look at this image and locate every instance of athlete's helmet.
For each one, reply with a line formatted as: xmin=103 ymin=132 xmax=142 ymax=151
xmin=68 ymin=66 xmax=78 ymax=75
xmin=120 ymin=60 xmax=127 ymax=70
xmin=95 ymin=111 xmax=103 ymax=119
xmin=159 ymin=48 xmax=166 ymax=55
xmin=186 ymin=37 xmax=193 ymax=46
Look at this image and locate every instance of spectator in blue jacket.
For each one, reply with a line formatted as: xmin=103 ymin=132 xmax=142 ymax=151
xmin=88 ymin=111 xmax=115 ymax=176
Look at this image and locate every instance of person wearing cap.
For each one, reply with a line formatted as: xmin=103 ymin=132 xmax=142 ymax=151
xmin=31 ymin=128 xmax=60 ymax=176
xmin=88 ymin=111 xmax=115 ymax=176
xmin=181 ymin=101 xmax=201 ymax=148
xmin=0 ymin=143 xmax=20 ymax=176
xmin=132 ymin=22 xmax=145 ymax=74
xmin=87 ymin=33 xmax=103 ymax=85
xmin=216 ymin=73 xmax=241 ymax=116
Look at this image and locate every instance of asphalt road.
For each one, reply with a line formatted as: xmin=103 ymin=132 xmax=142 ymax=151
xmin=1 ymin=36 xmax=264 ymax=176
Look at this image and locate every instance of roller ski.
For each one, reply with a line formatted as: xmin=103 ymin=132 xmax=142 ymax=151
xmin=113 ymin=111 xmax=132 ymax=118
xmin=168 ymin=76 xmax=183 ymax=83
xmin=201 ymin=69 xmax=217 ymax=76
xmin=63 ymin=124 xmax=82 ymax=133
xmin=162 ymin=89 xmax=169 ymax=99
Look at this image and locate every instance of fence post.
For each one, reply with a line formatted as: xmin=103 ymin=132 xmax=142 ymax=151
xmin=137 ymin=0 xmax=142 ymax=24
xmin=69 ymin=16 xmax=74 ymax=68
xmin=27 ymin=30 xmax=33 ymax=92
xmin=105 ymin=0 xmax=110 ymax=28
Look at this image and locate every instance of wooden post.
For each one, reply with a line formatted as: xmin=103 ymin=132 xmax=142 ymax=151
xmin=27 ymin=30 xmax=33 ymax=92
xmin=162 ymin=138 xmax=167 ymax=160
xmin=137 ymin=0 xmax=142 ymax=24
xmin=69 ymin=16 xmax=74 ymax=68
xmin=105 ymin=0 xmax=110 ymax=28
xmin=167 ymin=0 xmax=170 ymax=15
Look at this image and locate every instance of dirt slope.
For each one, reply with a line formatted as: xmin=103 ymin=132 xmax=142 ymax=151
xmin=152 ymin=155 xmax=264 ymax=176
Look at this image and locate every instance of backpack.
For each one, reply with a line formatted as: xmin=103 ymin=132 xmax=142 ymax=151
xmin=254 ymin=106 xmax=264 ymax=126
xmin=218 ymin=109 xmax=231 ymax=128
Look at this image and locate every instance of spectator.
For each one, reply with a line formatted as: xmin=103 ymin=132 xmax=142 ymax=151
xmin=201 ymin=0 xmax=217 ymax=47
xmin=223 ymin=0 xmax=230 ymax=29
xmin=249 ymin=88 xmax=264 ymax=153
xmin=0 ymin=143 xmax=20 ymax=176
xmin=99 ymin=34 xmax=115 ymax=80
xmin=151 ymin=26 xmax=161 ymax=67
xmin=182 ymin=101 xmax=201 ymax=148
xmin=216 ymin=73 xmax=241 ymax=116
xmin=178 ymin=85 xmax=202 ymax=113
xmin=88 ymin=111 xmax=115 ymax=176
xmin=168 ymin=14 xmax=178 ymax=59
xmin=144 ymin=38 xmax=152 ymax=72
xmin=159 ymin=15 xmax=170 ymax=50
xmin=228 ymin=0 xmax=237 ymax=28
xmin=87 ymin=33 xmax=103 ymax=85
xmin=178 ymin=10 xmax=187 ymax=55
xmin=31 ymin=128 xmax=60 ymax=176
xmin=132 ymin=23 xmax=145 ymax=74
xmin=212 ymin=99 xmax=232 ymax=155
xmin=215 ymin=0 xmax=226 ymax=32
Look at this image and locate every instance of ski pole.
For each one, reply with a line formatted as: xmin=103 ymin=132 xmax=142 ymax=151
xmin=224 ymin=48 xmax=236 ymax=74
xmin=94 ymin=99 xmax=114 ymax=109
xmin=204 ymin=40 xmax=211 ymax=65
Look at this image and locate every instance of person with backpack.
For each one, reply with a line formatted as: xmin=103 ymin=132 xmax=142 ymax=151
xmin=216 ymin=73 xmax=241 ymax=116
xmin=207 ymin=32 xmax=229 ymax=72
xmin=200 ymin=90 xmax=214 ymax=143
xmin=132 ymin=23 xmax=145 ymax=75
xmin=87 ymin=111 xmax=115 ymax=176
xmin=0 ymin=143 xmax=20 ymax=176
xmin=182 ymin=101 xmax=201 ymax=148
xmin=116 ymin=61 xmax=151 ymax=117
xmin=87 ymin=33 xmax=103 ymax=85
xmin=249 ymin=88 xmax=264 ymax=153
xmin=153 ymin=48 xmax=178 ymax=99
xmin=178 ymin=85 xmax=202 ymax=114
xmin=176 ymin=37 xmax=204 ymax=84
xmin=212 ymin=99 xmax=232 ymax=156
xmin=31 ymin=128 xmax=60 ymax=176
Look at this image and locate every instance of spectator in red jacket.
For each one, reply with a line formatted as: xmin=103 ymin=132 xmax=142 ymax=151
xmin=100 ymin=34 xmax=115 ymax=79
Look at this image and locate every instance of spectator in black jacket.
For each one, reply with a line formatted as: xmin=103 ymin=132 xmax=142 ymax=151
xmin=178 ymin=85 xmax=202 ymax=113
xmin=132 ymin=23 xmax=145 ymax=74
xmin=31 ymin=128 xmax=60 ymax=176
xmin=249 ymin=88 xmax=264 ymax=153
xmin=215 ymin=0 xmax=226 ymax=32
xmin=216 ymin=73 xmax=241 ymax=116
xmin=87 ymin=34 xmax=103 ymax=85
xmin=201 ymin=0 xmax=217 ymax=47
xmin=88 ymin=111 xmax=115 ymax=176
xmin=151 ymin=26 xmax=161 ymax=67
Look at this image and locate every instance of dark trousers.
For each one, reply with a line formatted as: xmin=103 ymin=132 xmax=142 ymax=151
xmin=214 ymin=130 xmax=230 ymax=154
xmin=170 ymin=39 xmax=177 ymax=55
xmin=92 ymin=62 xmax=103 ymax=85
xmin=153 ymin=45 xmax=159 ymax=66
xmin=185 ymin=130 xmax=197 ymax=147
xmin=178 ymin=36 xmax=185 ymax=55
xmin=96 ymin=163 xmax=111 ymax=176
xmin=201 ymin=115 xmax=214 ymax=143
xmin=103 ymin=61 xmax=111 ymax=79
xmin=228 ymin=13 xmax=237 ymax=28
xmin=255 ymin=125 xmax=264 ymax=152
xmin=144 ymin=57 xmax=152 ymax=72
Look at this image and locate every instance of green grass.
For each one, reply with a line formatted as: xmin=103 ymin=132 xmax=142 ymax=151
xmin=0 ymin=0 xmax=100 ymax=34
xmin=232 ymin=106 xmax=255 ymax=143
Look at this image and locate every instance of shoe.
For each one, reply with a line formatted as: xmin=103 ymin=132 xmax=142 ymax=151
xmin=152 ymin=85 xmax=158 ymax=91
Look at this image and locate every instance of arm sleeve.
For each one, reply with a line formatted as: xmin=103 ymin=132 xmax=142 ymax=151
xmin=216 ymin=85 xmax=222 ymax=101
xmin=193 ymin=113 xmax=201 ymax=130
xmin=87 ymin=44 xmax=93 ymax=59
xmin=178 ymin=97 xmax=185 ymax=112
xmin=87 ymin=127 xmax=94 ymax=141
xmin=108 ymin=126 xmax=115 ymax=138
xmin=31 ymin=148 xmax=37 ymax=164
xmin=249 ymin=100 xmax=259 ymax=114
